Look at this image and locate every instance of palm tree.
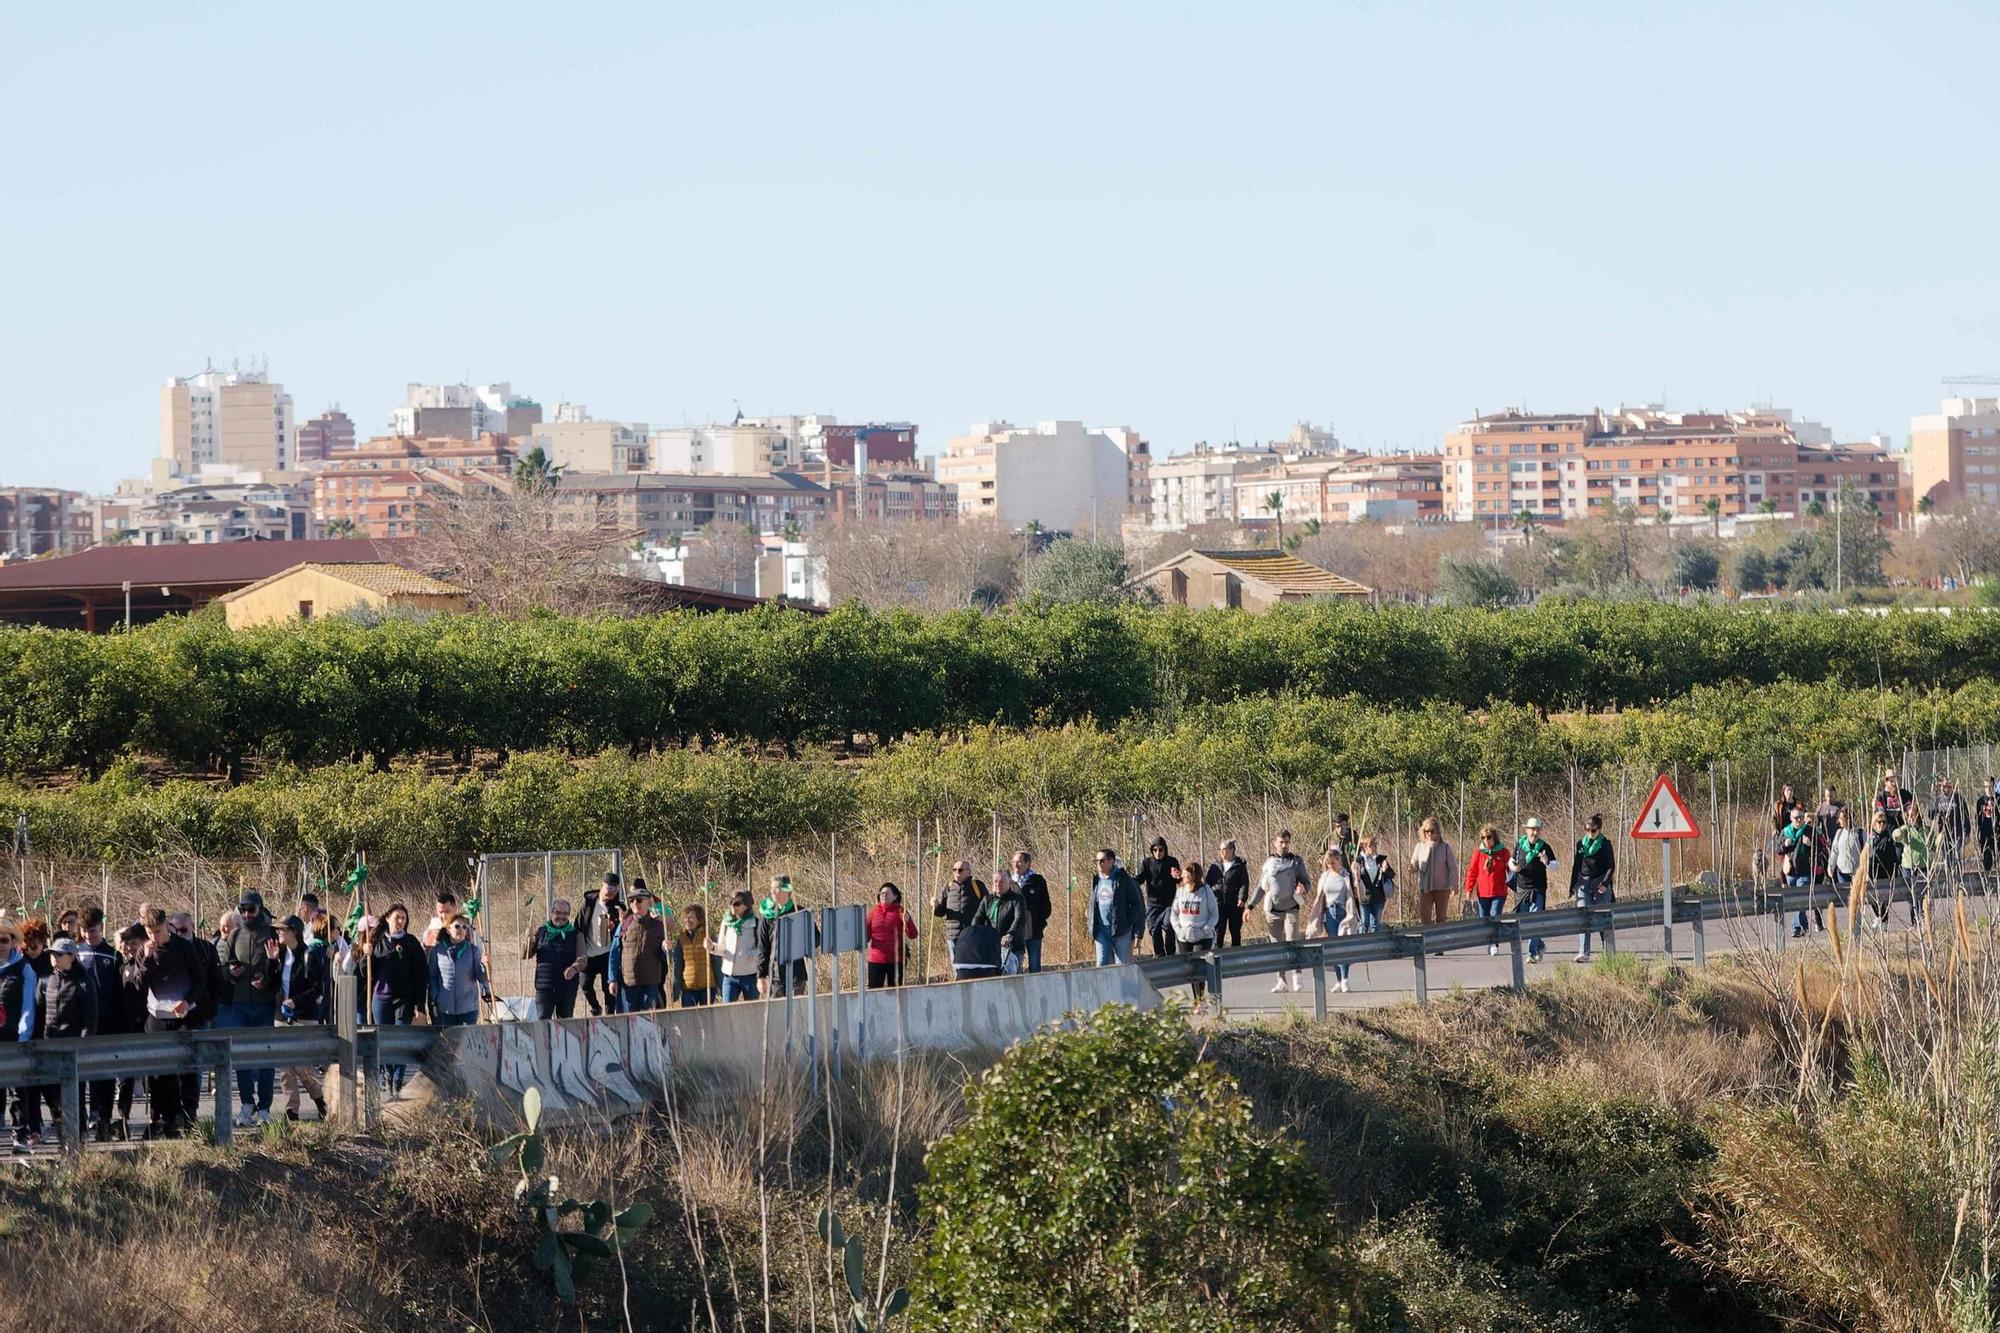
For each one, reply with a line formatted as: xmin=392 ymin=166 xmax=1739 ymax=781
xmin=1703 ymin=496 xmax=1721 ymax=539
xmin=1918 ymin=494 xmax=1936 ymax=518
xmin=1512 ymin=508 xmax=1541 ymax=547
xmin=323 ymin=517 xmax=359 ymax=538
xmin=512 ymin=445 xmax=561 ymax=494
xmin=1285 ymin=517 xmax=1321 ymax=553
xmin=1758 ymin=498 xmax=1778 ymax=517
xmin=780 ymin=519 xmax=802 ymax=545
xmin=1804 ymin=499 xmax=1826 ymax=521
xmin=1262 ymin=492 xmax=1285 ymax=550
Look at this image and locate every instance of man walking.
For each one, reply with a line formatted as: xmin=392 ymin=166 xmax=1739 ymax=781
xmin=576 ymin=871 xmax=622 ymax=1017
xmin=1205 ymin=840 xmax=1249 ymax=949
xmin=217 ymin=891 xmax=280 ymax=1127
xmin=138 ymin=904 xmax=209 ymax=1139
xmin=1248 ymin=830 xmax=1309 ymax=993
xmin=1009 ymin=851 xmax=1052 ymax=973
xmin=932 ymin=859 xmax=984 ymax=952
xmin=609 ymin=887 xmax=668 ymax=1013
xmin=1087 ymin=849 xmax=1144 ymax=966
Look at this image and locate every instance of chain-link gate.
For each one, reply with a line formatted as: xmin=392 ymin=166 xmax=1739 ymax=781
xmin=475 ymin=849 xmax=624 ymax=1000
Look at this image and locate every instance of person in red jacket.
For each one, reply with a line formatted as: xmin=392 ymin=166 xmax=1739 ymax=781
xmin=1464 ymin=824 xmax=1511 ymax=955
xmin=865 ymin=883 xmax=919 ymax=989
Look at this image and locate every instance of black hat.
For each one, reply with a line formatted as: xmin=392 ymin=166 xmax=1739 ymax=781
xmin=238 ymin=890 xmax=265 ymax=912
xmin=602 ymin=871 xmax=621 ymax=887
xmin=280 ymin=915 xmax=306 ymax=936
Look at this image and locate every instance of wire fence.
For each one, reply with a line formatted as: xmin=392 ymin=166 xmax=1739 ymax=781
xmin=11 ymin=745 xmax=1998 ymax=996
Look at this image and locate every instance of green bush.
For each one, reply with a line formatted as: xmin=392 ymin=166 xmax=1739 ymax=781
xmin=6 ymin=602 xmax=2000 ymax=776
xmin=913 ymin=1005 xmax=1360 ymax=1332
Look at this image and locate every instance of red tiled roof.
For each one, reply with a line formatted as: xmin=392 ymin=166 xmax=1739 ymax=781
xmin=0 ymin=539 xmax=409 ymax=592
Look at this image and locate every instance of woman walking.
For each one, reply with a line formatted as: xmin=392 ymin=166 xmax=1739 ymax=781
xmin=429 ymin=916 xmax=491 ymax=1028
xmin=1136 ymin=837 xmax=1181 ymax=958
xmin=1410 ymin=818 xmax=1459 ymax=927
xmin=1568 ymin=814 xmax=1615 ymax=962
xmin=669 ymin=903 xmax=715 ymax=1008
xmin=1464 ymin=825 xmax=1511 ymax=954
xmin=1354 ymin=836 xmax=1393 ymax=933
xmin=1867 ymin=809 xmax=1900 ymax=926
xmin=1317 ymin=848 xmax=1354 ymax=993
xmin=865 ymin=883 xmax=918 ymax=989
xmin=366 ymin=905 xmax=428 ymax=1099
xmin=1169 ymin=864 xmax=1219 ymax=1009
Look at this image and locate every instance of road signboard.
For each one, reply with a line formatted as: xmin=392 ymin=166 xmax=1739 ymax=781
xmin=1631 ymin=774 xmax=1699 ymax=840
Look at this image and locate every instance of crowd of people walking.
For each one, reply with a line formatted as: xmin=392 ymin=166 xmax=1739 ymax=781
xmin=4 ymin=773 xmax=1994 ymax=1149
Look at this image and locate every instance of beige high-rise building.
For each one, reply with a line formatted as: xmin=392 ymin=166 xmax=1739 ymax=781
xmin=1911 ymin=397 xmax=2000 ymax=508
xmin=938 ymin=420 xmax=1145 ymax=534
xmin=160 ymin=366 xmax=295 ymax=475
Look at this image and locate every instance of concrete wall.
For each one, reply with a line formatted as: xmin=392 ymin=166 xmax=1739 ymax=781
xmin=437 ymin=965 xmax=1161 ymax=1127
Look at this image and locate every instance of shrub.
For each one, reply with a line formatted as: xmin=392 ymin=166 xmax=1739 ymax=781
xmin=913 ymin=1004 xmax=1360 ymax=1331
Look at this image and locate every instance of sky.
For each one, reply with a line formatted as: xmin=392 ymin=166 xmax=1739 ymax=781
xmin=4 ymin=0 xmax=1998 ymax=493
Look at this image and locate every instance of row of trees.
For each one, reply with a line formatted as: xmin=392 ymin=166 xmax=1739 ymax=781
xmin=4 ymin=600 xmax=1998 ymax=777
xmin=11 ymin=678 xmax=1998 ymax=859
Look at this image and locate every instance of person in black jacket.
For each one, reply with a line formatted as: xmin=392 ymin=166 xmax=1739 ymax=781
xmin=272 ymin=916 xmax=327 ymax=1122
xmin=523 ymin=898 xmax=585 ymax=1020
xmin=106 ymin=925 xmax=149 ymax=1140
xmin=138 ymin=904 xmax=211 ymax=1139
xmin=1568 ymin=814 xmax=1616 ymax=962
xmin=932 ymin=859 xmax=983 ymax=948
xmin=0 ymin=921 xmax=32 ymax=1153
xmin=1867 ymin=809 xmax=1902 ymax=924
xmin=1008 ymin=851 xmax=1052 ymax=973
xmin=575 ymin=874 xmax=623 ymax=1018
xmin=1978 ymin=778 xmax=1998 ymax=876
xmin=40 ymin=940 xmax=98 ymax=1038
xmin=1135 ymin=837 xmax=1181 ymax=958
xmin=367 ymin=905 xmax=429 ymax=1099
xmin=1205 ymin=840 xmax=1250 ymax=949
xmin=75 ymin=908 xmax=122 ymax=1140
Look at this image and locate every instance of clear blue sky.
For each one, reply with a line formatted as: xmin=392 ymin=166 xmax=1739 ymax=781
xmin=5 ymin=1 xmax=1997 ymax=493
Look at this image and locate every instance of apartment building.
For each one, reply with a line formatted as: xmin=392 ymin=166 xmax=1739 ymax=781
xmin=109 ymin=479 xmax=318 ymax=546
xmin=1441 ymin=406 xmax=1893 ymax=523
xmin=1911 ymin=397 xmax=2000 ymax=508
xmin=314 ymin=435 xmax=516 ymax=538
xmin=390 ymin=383 xmax=542 ymax=440
xmin=1147 ymin=446 xmax=1282 ymax=530
xmin=554 ymin=471 xmax=833 ymax=542
xmin=1241 ymin=452 xmax=1446 ymax=526
xmin=650 ymin=421 xmax=791 ymax=475
xmin=938 ymin=420 xmax=1146 ymax=533
xmin=821 ymin=465 xmax=955 ymax=522
xmin=297 ymin=408 xmax=356 ymax=463
xmin=0 ymin=488 xmax=94 ymax=557
xmin=532 ymin=407 xmax=651 ymax=473
xmin=161 ymin=366 xmax=295 ymax=474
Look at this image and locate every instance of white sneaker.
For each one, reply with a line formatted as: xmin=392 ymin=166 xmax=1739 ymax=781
xmin=1488 ymin=944 xmax=1498 ymax=956
xmin=1270 ymin=978 xmax=1287 ymax=994
xmin=1288 ymin=974 xmax=1301 ymax=993
xmin=233 ymin=1106 xmax=255 ymax=1128
xmin=252 ymin=1109 xmax=270 ymax=1127
xmin=1336 ymin=978 xmax=1350 ymax=994
xmin=1575 ymin=951 xmax=1590 ymax=962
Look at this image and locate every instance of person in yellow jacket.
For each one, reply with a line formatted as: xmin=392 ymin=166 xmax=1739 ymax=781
xmin=668 ymin=903 xmax=715 ymax=1008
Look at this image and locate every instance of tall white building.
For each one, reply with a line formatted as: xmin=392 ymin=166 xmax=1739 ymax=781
xmin=938 ymin=420 xmax=1144 ymax=534
xmin=391 ymin=382 xmax=542 ymax=440
xmin=160 ymin=365 xmax=295 ymax=475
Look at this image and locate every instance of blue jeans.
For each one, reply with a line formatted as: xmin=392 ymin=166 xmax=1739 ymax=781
xmin=214 ymin=1001 xmax=276 ymax=1111
xmin=1324 ymin=903 xmax=1349 ymax=982
xmin=1474 ymin=896 xmax=1505 ymax=921
xmin=1575 ymin=874 xmax=1610 ymax=956
xmin=1356 ymin=903 xmax=1383 ymax=933
xmin=1001 ymin=949 xmax=1025 ymax=976
xmin=679 ymin=988 xmax=711 ymax=1007
xmin=1787 ymin=874 xmax=1818 ymax=932
xmin=434 ymin=1010 xmax=477 ymax=1028
xmin=1024 ymin=938 xmax=1043 ymax=973
xmin=371 ymin=996 xmax=414 ymax=1093
xmin=722 ymin=974 xmax=759 ymax=1003
xmin=618 ymin=985 xmax=662 ymax=1013
xmin=1094 ymin=934 xmax=1132 ymax=966
xmin=1518 ymin=887 xmax=1547 ymax=959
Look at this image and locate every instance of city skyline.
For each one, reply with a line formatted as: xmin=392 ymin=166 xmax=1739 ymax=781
xmin=5 ymin=1 xmax=1998 ymax=494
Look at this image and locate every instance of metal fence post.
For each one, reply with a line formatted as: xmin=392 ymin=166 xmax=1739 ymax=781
xmin=208 ymin=1036 xmax=234 ymax=1148
xmin=356 ymin=1029 xmax=380 ymax=1132
xmin=1310 ymin=950 xmax=1328 ymax=1020
xmin=335 ymin=973 xmax=359 ymax=1124
xmin=1508 ymin=925 xmax=1525 ymax=993
xmin=1411 ymin=945 xmax=1429 ymax=1006
xmin=50 ymin=1049 xmax=82 ymax=1156
xmin=1692 ymin=896 xmax=1707 ymax=968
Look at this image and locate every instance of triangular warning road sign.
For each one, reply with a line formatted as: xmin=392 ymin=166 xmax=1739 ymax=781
xmin=1631 ymin=773 xmax=1699 ymax=839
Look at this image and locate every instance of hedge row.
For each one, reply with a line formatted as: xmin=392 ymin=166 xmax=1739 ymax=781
xmin=4 ymin=602 xmax=1998 ymax=777
xmin=10 ymin=681 xmax=1996 ymax=860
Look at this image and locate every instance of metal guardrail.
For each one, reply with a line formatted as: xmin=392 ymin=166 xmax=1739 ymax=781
xmin=1136 ymin=873 xmax=1995 ymax=1017
xmin=3 ymin=877 xmax=1987 ymax=1156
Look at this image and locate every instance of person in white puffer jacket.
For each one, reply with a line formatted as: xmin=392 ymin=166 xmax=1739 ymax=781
xmin=1169 ymin=864 xmax=1218 ymax=1011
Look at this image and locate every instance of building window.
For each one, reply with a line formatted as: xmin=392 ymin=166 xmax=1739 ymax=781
xmin=298 ymin=601 xmax=314 ymax=620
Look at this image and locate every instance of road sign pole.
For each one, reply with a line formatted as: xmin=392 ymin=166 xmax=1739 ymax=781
xmin=1662 ymin=839 xmax=1673 ymax=957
